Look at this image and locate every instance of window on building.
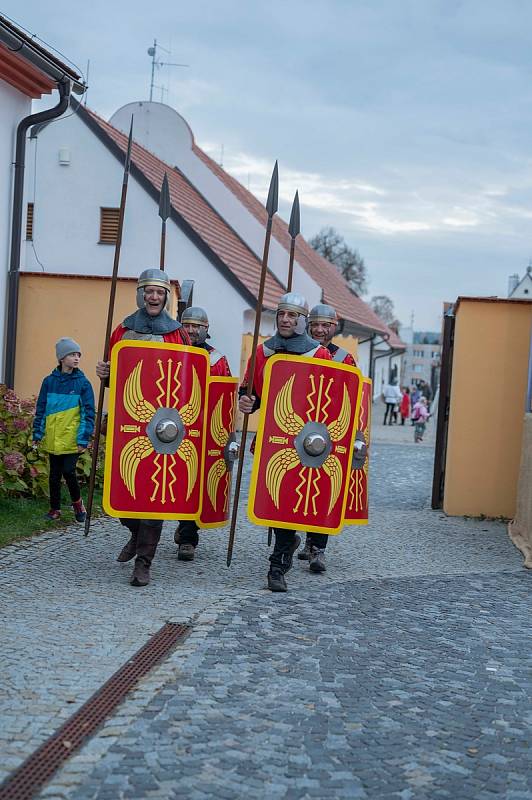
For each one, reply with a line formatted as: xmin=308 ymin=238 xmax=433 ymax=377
xmin=99 ymin=207 xmax=120 ymax=244
xmin=413 ymin=349 xmax=424 ymax=358
xmin=414 ymin=364 xmax=424 ymax=373
xmin=26 ymin=203 xmax=34 ymax=240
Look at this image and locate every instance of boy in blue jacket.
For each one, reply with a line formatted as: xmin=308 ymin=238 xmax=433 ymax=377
xmin=33 ymin=338 xmax=95 ymax=522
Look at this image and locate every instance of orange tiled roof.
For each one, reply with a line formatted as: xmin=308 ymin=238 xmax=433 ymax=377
xmin=77 ymin=105 xmax=285 ymax=311
xmin=193 ymin=145 xmax=404 ymax=348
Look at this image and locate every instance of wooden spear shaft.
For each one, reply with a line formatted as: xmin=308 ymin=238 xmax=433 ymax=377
xmin=268 ymin=190 xmax=299 ymax=548
xmin=226 ymin=163 xmax=278 ymax=566
xmin=84 ymin=119 xmax=133 ymax=536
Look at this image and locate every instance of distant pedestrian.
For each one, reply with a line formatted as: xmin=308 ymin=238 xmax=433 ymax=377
xmin=420 ymin=380 xmax=433 ymax=403
xmin=382 ymin=380 xmax=402 ymax=425
xmin=411 ymin=396 xmax=429 ymax=443
xmin=33 ymin=338 xmax=95 ymax=523
xmin=410 ymin=385 xmax=421 ymax=424
xmin=400 ymin=387 xmax=410 ymax=425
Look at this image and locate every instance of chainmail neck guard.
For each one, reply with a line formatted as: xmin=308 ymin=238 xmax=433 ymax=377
xmin=122 ymin=308 xmax=182 ymax=335
xmin=264 ymin=331 xmax=320 ymax=354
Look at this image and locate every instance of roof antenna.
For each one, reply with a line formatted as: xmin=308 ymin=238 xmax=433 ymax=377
xmin=147 ymin=39 xmax=189 ymax=102
xmin=220 ymin=143 xmax=224 ymax=167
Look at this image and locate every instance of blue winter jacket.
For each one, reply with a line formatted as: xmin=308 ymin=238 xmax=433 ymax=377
xmin=33 ymin=368 xmax=95 ymax=455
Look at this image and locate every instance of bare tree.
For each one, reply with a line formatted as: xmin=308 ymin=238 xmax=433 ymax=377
xmin=370 ymin=295 xmax=401 ymax=331
xmin=309 ymin=227 xmax=368 ymax=294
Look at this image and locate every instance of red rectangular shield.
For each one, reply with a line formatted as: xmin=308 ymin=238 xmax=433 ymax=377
xmin=199 ymin=376 xmax=238 ymax=528
xmin=344 ymin=377 xmax=372 ymax=524
xmin=248 ymin=355 xmax=362 ymax=534
xmin=103 ymin=341 xmax=209 ymax=519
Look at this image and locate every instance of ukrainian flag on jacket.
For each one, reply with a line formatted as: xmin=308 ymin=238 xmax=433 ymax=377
xmin=33 ymin=368 xmax=95 ymax=455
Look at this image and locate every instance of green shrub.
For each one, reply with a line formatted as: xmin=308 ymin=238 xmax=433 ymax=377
xmin=0 ymin=384 xmax=104 ymax=498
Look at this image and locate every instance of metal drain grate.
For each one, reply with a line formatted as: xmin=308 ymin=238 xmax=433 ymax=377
xmin=0 ymin=622 xmax=190 ymax=800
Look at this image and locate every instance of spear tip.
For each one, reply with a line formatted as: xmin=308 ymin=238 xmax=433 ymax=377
xmin=125 ymin=115 xmax=134 ymax=173
xmin=288 ymin=190 xmax=300 ymax=238
xmin=159 ymin=171 xmax=171 ymax=222
xmin=266 ymin=160 xmax=279 ymax=218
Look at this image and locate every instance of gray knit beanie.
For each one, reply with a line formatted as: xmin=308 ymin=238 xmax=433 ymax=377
xmin=56 ymin=337 xmax=81 ymax=361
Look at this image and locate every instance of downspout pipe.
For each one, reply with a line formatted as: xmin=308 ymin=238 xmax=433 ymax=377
xmin=3 ymin=77 xmax=71 ymax=388
xmin=369 ymin=334 xmax=390 ymax=382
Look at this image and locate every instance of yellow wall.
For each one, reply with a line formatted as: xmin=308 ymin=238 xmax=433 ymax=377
xmin=331 ymin=334 xmax=358 ymax=361
xmin=444 ymin=298 xmax=532 ymax=518
xmin=14 ymin=274 xmax=178 ymax=402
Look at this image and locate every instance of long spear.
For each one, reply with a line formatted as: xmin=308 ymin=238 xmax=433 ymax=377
xmin=226 ymin=161 xmax=279 ymax=566
xmin=159 ymin=172 xmax=170 ymax=269
xmin=267 ymin=189 xmax=300 ymax=547
xmin=84 ymin=119 xmax=134 ymax=536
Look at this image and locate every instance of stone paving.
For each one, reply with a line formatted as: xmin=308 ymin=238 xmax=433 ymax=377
xmin=0 ymin=407 xmax=529 ymax=799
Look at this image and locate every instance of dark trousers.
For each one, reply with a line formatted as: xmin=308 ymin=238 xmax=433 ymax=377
xmin=270 ymin=529 xmax=298 ymax=574
xmin=177 ymin=520 xmax=199 ymax=547
xmin=119 ymin=518 xmax=163 ymax=566
xmin=383 ymin=403 xmax=395 ymax=425
xmin=307 ymin=532 xmax=328 ymax=549
xmin=49 ymin=453 xmax=80 ymax=510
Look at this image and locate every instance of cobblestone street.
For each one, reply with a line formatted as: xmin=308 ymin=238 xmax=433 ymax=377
xmin=1 ymin=409 xmax=530 ymax=799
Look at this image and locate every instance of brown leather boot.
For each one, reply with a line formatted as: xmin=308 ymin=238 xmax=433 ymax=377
xmin=130 ymin=558 xmax=150 ymax=586
xmin=178 ymin=543 xmax=195 ymax=561
xmin=116 ymin=537 xmax=137 ymax=563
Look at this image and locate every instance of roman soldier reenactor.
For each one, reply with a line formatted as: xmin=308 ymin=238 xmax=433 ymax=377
xmin=308 ymin=303 xmax=357 ymax=367
xmin=239 ymin=292 xmax=332 ymax=592
xmin=298 ymin=302 xmax=364 ymax=567
xmin=96 ymin=268 xmax=190 ymax=587
xmin=174 ymin=306 xmax=232 ymax=560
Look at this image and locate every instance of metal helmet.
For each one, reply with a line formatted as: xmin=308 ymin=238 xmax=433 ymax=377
xmin=136 ymin=268 xmax=172 ymax=309
xmin=276 ymin=292 xmax=309 ymax=336
xmin=308 ymin=304 xmax=338 ymax=324
xmin=181 ymin=306 xmax=210 ymax=342
xmin=277 ymin=292 xmax=309 ymax=317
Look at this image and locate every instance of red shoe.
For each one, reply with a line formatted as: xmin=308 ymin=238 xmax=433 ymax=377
xmin=45 ymin=509 xmax=61 ymax=521
xmin=72 ymin=499 xmax=86 ymax=523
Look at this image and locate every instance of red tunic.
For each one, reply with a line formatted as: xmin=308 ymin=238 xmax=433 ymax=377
xmin=205 ymin=344 xmax=232 ymax=377
xmin=327 ymin=342 xmax=357 ymax=367
xmin=241 ymin=342 xmax=331 ymax=402
xmin=109 ymin=324 xmax=190 ymax=353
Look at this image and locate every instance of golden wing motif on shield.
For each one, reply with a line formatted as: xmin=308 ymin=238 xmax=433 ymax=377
xmin=120 ymin=436 xmax=154 ymax=499
xmin=207 ymin=458 xmax=226 ymax=509
xmin=327 ymin=384 xmax=351 ymax=441
xmin=211 ymin=395 xmax=229 ymax=447
xmin=123 ymin=361 xmax=156 ymax=422
xmin=180 ymin=367 xmax=201 ymax=426
xmin=274 ymin=374 xmax=305 ymax=435
xmin=176 ymin=438 xmax=198 ymax=500
xmin=266 ymin=448 xmax=301 ymax=508
xmin=323 ymin=453 xmax=343 ymax=514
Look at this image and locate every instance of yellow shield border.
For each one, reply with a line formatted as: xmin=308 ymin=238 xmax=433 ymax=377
xmin=103 ymin=340 xmax=210 ymax=519
xmin=199 ymin=375 xmax=239 ymax=529
xmin=247 ymin=354 xmax=363 ymax=535
xmin=343 ymin=376 xmax=372 ymax=526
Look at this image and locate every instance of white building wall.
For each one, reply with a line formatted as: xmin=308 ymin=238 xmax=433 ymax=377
xmin=509 ymin=272 xmax=532 ymax=299
xmin=0 ymin=79 xmax=31 ymax=378
xmin=373 ymin=353 xmax=390 ymax=399
xmin=357 ymin=340 xmax=371 ymax=378
xmin=109 ymin=102 xmax=321 ymax=308
xmin=23 ymin=112 xmax=249 ymax=376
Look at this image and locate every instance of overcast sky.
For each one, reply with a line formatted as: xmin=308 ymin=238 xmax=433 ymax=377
xmin=5 ymin=0 xmax=532 ymax=330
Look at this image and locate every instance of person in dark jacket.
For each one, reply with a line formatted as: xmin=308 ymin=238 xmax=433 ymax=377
xmin=33 ymin=337 xmax=95 ymax=523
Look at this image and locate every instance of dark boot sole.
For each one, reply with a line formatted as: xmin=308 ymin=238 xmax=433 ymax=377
xmin=309 ymin=562 xmax=326 ymax=574
xmin=117 ymin=548 xmax=136 ymax=563
xmin=178 ymin=551 xmax=195 ymax=561
xmin=267 ymin=577 xmax=287 ymax=592
xmin=130 ymin=576 xmax=149 ymax=587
